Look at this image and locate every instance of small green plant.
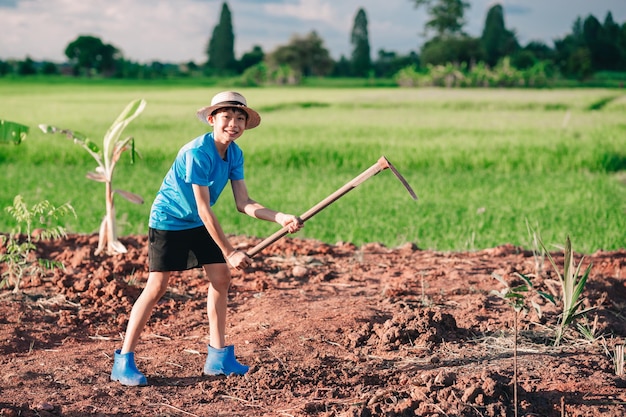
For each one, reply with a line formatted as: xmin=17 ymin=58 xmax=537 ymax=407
xmin=0 ymin=120 xmax=29 ymax=145
xmin=0 ymin=195 xmax=76 ymax=293
xmin=576 ymin=315 xmax=601 ymax=343
xmin=39 ymin=99 xmax=146 ymax=255
xmin=538 ymin=235 xmax=594 ymax=346
xmin=492 ymin=272 xmax=555 ymax=417
xmin=492 ymin=272 xmax=556 ymax=318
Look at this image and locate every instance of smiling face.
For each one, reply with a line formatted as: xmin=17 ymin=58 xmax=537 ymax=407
xmin=208 ymin=107 xmax=248 ymax=146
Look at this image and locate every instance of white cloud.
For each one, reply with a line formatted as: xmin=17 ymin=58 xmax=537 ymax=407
xmin=1 ymin=0 xmax=217 ymax=62
xmin=0 ymin=0 xmax=625 ymax=63
xmin=264 ymin=0 xmax=334 ymax=23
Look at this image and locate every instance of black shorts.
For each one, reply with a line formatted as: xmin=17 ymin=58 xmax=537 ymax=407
xmin=148 ymin=226 xmax=225 ymax=272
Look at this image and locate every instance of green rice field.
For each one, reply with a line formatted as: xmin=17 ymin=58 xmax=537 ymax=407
xmin=1 ymin=79 xmax=625 ymax=253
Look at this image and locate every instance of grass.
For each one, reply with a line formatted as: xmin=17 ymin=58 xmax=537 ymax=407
xmin=1 ymin=80 xmax=625 ymax=253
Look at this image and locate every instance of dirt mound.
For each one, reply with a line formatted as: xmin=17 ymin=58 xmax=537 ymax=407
xmin=1 ymin=233 xmax=625 ymax=416
xmin=343 ymin=307 xmax=462 ymax=353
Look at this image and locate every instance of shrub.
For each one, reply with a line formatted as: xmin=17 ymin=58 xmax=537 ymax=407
xmin=1 ymin=195 xmax=75 ymax=293
xmin=394 ymin=57 xmax=552 ymax=88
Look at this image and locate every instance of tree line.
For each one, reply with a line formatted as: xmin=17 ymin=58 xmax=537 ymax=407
xmin=1 ymin=1 xmax=625 ymax=85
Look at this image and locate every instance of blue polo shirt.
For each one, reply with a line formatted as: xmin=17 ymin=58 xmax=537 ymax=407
xmin=149 ymin=132 xmax=244 ymax=230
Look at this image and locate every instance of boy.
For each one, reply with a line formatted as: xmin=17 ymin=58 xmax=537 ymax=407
xmin=110 ymin=91 xmax=302 ymax=386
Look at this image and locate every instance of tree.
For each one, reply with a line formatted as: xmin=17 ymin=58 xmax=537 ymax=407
xmin=206 ymin=2 xmax=236 ymax=74
xmin=582 ymin=14 xmax=605 ymax=71
xmin=238 ymin=45 xmax=264 ymax=73
xmin=64 ymin=35 xmax=121 ymax=76
xmin=522 ymin=41 xmax=554 ymax=62
xmin=597 ymin=12 xmax=622 ymax=70
xmin=373 ymin=49 xmax=420 ymax=78
xmin=481 ymin=4 xmax=519 ymax=67
xmin=620 ymin=22 xmax=626 ymax=68
xmin=0 ymin=60 xmax=11 ymax=76
xmin=555 ymin=13 xmax=626 ymax=76
xmin=411 ymin=0 xmax=470 ymax=37
xmin=567 ymin=47 xmax=593 ymax=80
xmin=332 ymin=55 xmax=352 ymax=77
xmin=420 ymin=35 xmax=483 ymax=66
xmin=350 ymin=8 xmax=372 ymax=77
xmin=267 ymin=31 xmax=333 ymax=77
xmin=17 ymin=57 xmax=37 ymax=75
xmin=554 ymin=17 xmax=587 ymax=77
xmin=99 ymin=44 xmax=120 ymax=76
xmin=511 ymin=41 xmax=554 ymax=70
xmin=603 ymin=12 xmax=621 ymax=41
xmin=41 ymin=61 xmax=59 ymax=75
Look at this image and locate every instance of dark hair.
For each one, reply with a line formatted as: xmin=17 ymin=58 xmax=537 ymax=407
xmin=211 ymin=106 xmax=248 ymax=120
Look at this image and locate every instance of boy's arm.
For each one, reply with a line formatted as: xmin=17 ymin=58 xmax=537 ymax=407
xmin=231 ymin=179 xmax=302 ymax=233
xmin=192 ymin=184 xmax=249 ymax=269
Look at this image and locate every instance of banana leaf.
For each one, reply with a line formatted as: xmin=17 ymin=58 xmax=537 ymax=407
xmin=0 ymin=120 xmax=29 ymax=145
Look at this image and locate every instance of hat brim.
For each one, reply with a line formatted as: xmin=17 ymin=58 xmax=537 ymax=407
xmin=196 ymin=103 xmax=261 ymax=130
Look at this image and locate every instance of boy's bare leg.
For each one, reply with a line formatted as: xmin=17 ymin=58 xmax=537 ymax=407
xmin=204 ymin=263 xmax=231 ymax=348
xmin=121 ymin=271 xmax=170 ymax=354
xmin=202 ymin=263 xmax=248 ymax=375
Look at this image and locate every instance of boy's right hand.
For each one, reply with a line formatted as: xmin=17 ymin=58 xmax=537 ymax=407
xmin=276 ymin=212 xmax=303 ymax=233
xmin=226 ymin=250 xmax=251 ymax=270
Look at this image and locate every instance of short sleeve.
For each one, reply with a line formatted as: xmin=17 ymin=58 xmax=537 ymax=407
xmin=184 ymin=148 xmax=212 ymax=186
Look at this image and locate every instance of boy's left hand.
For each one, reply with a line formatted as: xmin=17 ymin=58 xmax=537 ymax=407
xmin=277 ymin=213 xmax=303 ymax=234
xmin=227 ymin=250 xmax=252 ymax=270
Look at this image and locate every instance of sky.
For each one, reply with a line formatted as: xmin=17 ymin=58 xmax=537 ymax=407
xmin=1 ymin=0 xmax=625 ymax=64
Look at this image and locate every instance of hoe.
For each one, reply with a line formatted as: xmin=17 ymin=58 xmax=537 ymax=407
xmin=247 ymin=156 xmax=418 ymax=257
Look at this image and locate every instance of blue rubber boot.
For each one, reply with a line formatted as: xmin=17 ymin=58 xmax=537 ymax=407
xmin=203 ymin=345 xmax=249 ymax=376
xmin=110 ymin=350 xmax=147 ymax=386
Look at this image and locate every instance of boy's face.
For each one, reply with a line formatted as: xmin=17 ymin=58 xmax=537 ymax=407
xmin=208 ymin=107 xmax=248 ymax=144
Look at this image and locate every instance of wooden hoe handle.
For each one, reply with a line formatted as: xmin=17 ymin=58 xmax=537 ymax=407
xmin=246 ymin=156 xmax=416 ymax=258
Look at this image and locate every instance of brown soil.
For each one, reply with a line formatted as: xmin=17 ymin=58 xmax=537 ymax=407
xmin=1 ymin=233 xmax=625 ymax=417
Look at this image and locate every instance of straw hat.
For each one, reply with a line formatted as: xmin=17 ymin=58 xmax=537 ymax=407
xmin=196 ymin=91 xmax=261 ymax=129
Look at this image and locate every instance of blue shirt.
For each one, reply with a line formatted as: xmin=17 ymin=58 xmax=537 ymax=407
xmin=149 ymin=132 xmax=244 ymax=230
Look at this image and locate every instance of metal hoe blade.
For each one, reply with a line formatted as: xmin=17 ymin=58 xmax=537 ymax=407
xmin=246 ymin=155 xmax=418 ymax=257
xmin=377 ymin=156 xmax=418 ymax=200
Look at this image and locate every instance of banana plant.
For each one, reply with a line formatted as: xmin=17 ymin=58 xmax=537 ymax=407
xmin=39 ymin=99 xmax=147 ymax=255
xmin=0 ymin=120 xmax=29 ymax=144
